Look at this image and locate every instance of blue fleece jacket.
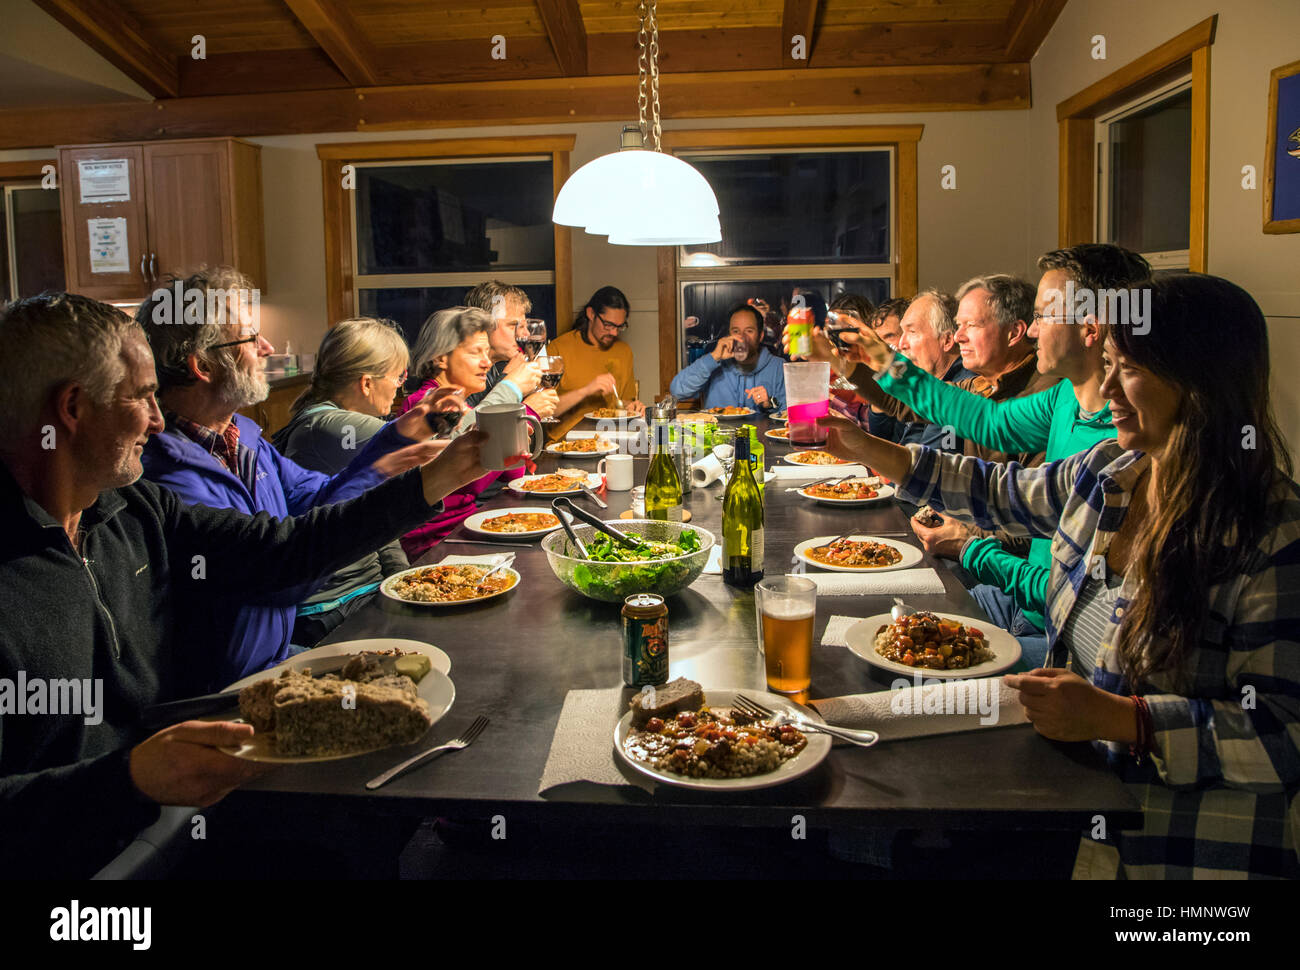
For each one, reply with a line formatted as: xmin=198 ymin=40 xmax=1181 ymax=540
xmin=668 ymin=347 xmax=786 ymax=410
xmin=141 ymin=412 xmax=411 ymax=687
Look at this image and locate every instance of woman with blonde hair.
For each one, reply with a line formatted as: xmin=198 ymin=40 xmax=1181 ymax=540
xmin=274 ymin=316 xmax=461 ymax=645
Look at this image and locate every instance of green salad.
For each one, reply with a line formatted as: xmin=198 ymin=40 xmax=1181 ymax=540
xmin=567 ymin=529 xmax=703 ymax=600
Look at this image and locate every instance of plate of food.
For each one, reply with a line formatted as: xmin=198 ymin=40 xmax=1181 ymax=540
xmin=798 ymin=477 xmax=896 ymax=507
xmin=507 ymin=470 xmax=604 ymax=495
xmin=771 ymin=410 xmax=788 ymax=423
xmin=219 ymin=644 xmax=455 ymax=763
xmin=793 ymin=535 xmax=923 ymax=573
xmin=674 ymin=412 xmax=719 ymax=426
xmin=583 ymin=407 xmax=636 ymax=421
xmin=380 ymin=561 xmax=520 ymax=606
xmin=614 ymin=678 xmax=832 ymax=791
xmin=704 ymin=406 xmax=757 ymax=419
xmin=844 ymin=611 xmax=1021 ymax=680
xmin=545 ymin=437 xmax=617 ymax=457
xmin=785 ymin=449 xmax=852 ymax=466
xmin=463 ymin=507 xmax=562 ymax=539
xmin=764 ymin=426 xmax=790 ymax=442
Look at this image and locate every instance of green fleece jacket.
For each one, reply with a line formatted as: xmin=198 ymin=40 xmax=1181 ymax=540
xmin=877 ymin=358 xmax=1116 ymax=629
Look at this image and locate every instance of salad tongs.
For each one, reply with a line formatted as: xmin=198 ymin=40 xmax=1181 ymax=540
xmin=551 ymin=497 xmax=646 ymax=554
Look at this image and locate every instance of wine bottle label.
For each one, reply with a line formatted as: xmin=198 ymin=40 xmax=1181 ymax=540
xmin=667 ymin=506 xmax=684 ymax=522
xmin=752 ymin=528 xmax=764 ymax=565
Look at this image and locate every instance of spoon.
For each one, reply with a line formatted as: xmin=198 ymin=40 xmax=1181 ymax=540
xmin=474 ymin=557 xmax=515 ymax=592
xmin=891 ymin=597 xmax=918 ymax=622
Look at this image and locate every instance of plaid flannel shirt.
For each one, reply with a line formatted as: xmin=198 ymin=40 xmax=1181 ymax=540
xmin=900 ymin=439 xmax=1300 ymax=879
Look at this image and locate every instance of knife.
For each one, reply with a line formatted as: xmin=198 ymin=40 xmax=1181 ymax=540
xmin=138 ymin=653 xmax=360 ymax=730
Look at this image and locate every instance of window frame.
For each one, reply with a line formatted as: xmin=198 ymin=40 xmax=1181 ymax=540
xmin=317 ymin=135 xmax=575 ymax=332
xmin=1094 ymin=75 xmax=1194 ymax=270
xmin=655 ymin=125 xmax=922 ymax=395
xmin=0 ymin=160 xmax=59 ymax=302
xmin=1056 ymin=16 xmax=1214 ymax=271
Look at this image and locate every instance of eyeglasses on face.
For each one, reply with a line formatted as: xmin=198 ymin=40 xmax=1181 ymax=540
xmin=596 ymin=314 xmax=629 ymax=332
xmin=210 ymin=331 xmax=260 ymax=351
xmin=1031 ymin=310 xmax=1073 ymax=323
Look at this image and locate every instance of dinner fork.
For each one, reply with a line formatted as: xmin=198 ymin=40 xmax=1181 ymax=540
xmin=732 ymin=694 xmax=878 ymax=747
xmin=365 ymin=715 xmax=490 ymax=790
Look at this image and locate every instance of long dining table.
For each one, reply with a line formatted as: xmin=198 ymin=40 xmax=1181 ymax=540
xmin=231 ymin=414 xmax=1140 ymax=835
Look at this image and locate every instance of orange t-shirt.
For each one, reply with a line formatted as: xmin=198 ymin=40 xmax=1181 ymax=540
xmin=546 ymin=327 xmax=636 ymax=440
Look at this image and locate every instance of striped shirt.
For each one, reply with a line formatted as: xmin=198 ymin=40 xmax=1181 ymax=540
xmin=900 ymin=440 xmax=1300 ymax=879
xmin=1059 ymin=567 xmax=1123 ymax=678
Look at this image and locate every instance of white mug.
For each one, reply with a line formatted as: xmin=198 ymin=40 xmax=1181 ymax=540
xmin=598 ymin=453 xmax=634 ymax=491
xmin=476 ymin=403 xmax=543 ymax=471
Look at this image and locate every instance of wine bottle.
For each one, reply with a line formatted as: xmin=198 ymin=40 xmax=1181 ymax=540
xmin=741 ymin=423 xmax=765 ymax=493
xmin=722 ymin=433 xmax=764 ymax=586
xmin=644 ymin=418 xmax=683 ymax=521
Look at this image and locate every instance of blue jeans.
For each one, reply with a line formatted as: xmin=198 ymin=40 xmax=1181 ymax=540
xmin=969 ymin=584 xmax=1049 ymax=669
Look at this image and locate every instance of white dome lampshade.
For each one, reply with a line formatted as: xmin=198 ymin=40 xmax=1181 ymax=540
xmin=553 ymin=145 xmax=721 ymax=246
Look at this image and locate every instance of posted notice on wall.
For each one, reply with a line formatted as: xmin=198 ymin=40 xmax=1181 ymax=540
xmin=88 ymin=217 xmax=129 ymax=274
xmin=78 ymin=158 xmax=131 ymax=203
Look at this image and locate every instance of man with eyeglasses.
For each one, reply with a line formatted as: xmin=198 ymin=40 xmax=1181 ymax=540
xmin=546 ymin=286 xmax=645 ymax=439
xmin=135 ymin=268 xmax=462 ymax=690
xmin=830 ymin=247 xmax=1148 ymax=666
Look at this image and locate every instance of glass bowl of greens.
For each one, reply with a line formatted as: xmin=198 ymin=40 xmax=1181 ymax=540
xmin=541 ymin=519 xmax=716 ymax=603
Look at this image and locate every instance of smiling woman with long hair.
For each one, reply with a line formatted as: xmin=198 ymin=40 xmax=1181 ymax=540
xmin=818 ymin=273 xmax=1300 ymax=879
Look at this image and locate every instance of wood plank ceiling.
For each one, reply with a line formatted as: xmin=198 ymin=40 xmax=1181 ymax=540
xmin=11 ymin=0 xmax=1067 ymax=148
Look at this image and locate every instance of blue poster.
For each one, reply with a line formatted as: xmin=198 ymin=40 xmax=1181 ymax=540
xmin=1272 ymin=72 xmax=1300 ymax=222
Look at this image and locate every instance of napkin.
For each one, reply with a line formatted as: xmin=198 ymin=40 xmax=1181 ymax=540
xmin=437 ymin=553 xmax=515 ymax=567
xmin=769 ymin=464 xmax=870 ymax=481
xmin=538 ymin=688 xmax=656 ymax=795
xmin=800 ymin=568 xmax=945 ymax=596
xmin=820 ymin=614 xmax=861 ymax=648
xmin=809 ymin=677 xmax=1028 ymax=742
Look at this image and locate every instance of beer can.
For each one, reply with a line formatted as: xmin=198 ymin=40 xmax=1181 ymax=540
xmin=622 ymin=593 xmax=669 ymax=687
xmin=787 ymin=306 xmax=814 ymax=357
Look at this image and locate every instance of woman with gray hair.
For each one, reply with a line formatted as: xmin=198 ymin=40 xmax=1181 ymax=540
xmin=399 ymin=306 xmax=536 ymax=560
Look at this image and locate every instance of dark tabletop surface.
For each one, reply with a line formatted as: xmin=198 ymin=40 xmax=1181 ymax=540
xmin=234 ymin=416 xmax=1140 ymax=829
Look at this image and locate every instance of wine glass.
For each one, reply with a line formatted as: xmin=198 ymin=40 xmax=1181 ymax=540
xmin=824 ymin=311 xmax=862 ymax=395
xmin=525 ymin=319 xmax=548 ymax=360
xmin=537 ymin=355 xmax=564 ymax=424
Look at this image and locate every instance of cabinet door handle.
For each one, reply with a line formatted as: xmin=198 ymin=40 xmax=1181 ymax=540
xmin=140 ymin=252 xmax=148 ymax=279
xmin=148 ymin=253 xmax=157 ymax=282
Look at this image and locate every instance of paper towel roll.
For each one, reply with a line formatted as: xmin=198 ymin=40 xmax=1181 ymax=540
xmin=691 ymin=453 xmax=725 ymax=487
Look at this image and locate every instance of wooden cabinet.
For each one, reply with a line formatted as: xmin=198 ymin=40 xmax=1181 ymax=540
xmin=58 ymin=138 xmax=265 ymax=301
xmin=239 ymin=373 xmax=310 ymax=440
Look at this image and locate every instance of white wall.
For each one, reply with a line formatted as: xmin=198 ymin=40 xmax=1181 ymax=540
xmin=248 ymin=106 xmax=1034 ymax=398
xmin=1028 ymin=0 xmax=1300 ymax=454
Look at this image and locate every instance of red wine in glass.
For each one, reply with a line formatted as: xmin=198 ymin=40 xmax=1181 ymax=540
xmin=540 ymin=372 xmax=563 ymax=389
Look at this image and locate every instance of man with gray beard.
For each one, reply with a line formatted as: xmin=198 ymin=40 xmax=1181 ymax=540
xmin=137 ymin=268 xmax=462 ymax=689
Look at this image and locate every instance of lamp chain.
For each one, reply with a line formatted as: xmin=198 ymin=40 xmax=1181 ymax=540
xmin=648 ymin=0 xmax=661 ymax=151
xmin=636 ymin=0 xmax=649 ymax=146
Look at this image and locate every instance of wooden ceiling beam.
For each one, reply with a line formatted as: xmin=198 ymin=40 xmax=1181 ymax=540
xmin=1003 ymin=0 xmax=1069 ymax=61
xmin=0 ymin=63 xmax=1029 ymax=149
xmin=281 ymin=0 xmax=382 ymax=87
xmin=536 ymin=0 xmax=588 ymax=76
xmin=781 ymin=0 xmax=821 ymax=69
xmin=31 ymin=0 xmax=178 ymax=98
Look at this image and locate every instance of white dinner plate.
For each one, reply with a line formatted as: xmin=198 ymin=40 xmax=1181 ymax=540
xmin=545 ymin=439 xmax=618 ymax=458
xmin=844 ymin=613 xmax=1022 ymax=680
xmin=674 ymin=413 xmax=719 ymax=426
xmin=764 ymin=427 xmax=790 ymax=443
xmin=792 ymin=535 xmax=924 ymax=573
xmin=771 ymin=410 xmax=788 ymax=423
xmin=507 ymin=472 xmax=604 ymax=496
xmin=380 ymin=563 xmax=521 ymax=607
xmin=583 ymin=409 xmax=636 ymax=421
xmin=702 ymin=407 xmax=758 ymax=421
xmin=797 ymin=482 xmax=897 ymax=507
xmin=218 ymin=640 xmax=456 ymax=763
xmin=784 ymin=450 xmax=852 ymax=467
xmin=614 ymin=689 xmax=832 ymax=791
xmin=463 ymin=506 xmax=563 ymax=540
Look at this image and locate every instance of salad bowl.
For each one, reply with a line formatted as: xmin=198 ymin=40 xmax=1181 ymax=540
xmin=540 ymin=519 xmax=715 ymax=602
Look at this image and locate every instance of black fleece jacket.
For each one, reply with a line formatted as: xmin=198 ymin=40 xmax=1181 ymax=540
xmin=0 ymin=463 xmax=439 ymax=878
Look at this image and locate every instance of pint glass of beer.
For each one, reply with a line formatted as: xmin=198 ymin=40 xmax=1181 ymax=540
xmin=755 ymin=575 xmax=817 ymax=694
